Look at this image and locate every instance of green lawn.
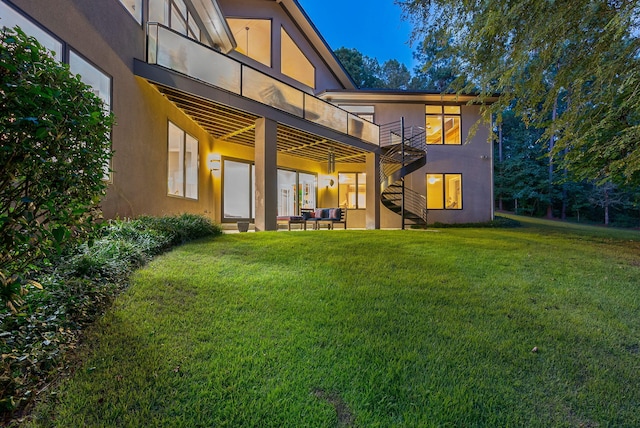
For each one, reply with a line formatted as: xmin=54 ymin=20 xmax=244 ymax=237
xmin=29 ymin=217 xmax=640 ymax=427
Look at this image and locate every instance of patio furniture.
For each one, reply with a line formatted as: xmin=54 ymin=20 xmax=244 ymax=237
xmin=301 ymin=207 xmax=347 ymax=230
xmin=276 ymin=215 xmax=307 ymax=230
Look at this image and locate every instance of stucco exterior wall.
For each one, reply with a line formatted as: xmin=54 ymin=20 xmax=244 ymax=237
xmin=374 ymin=102 xmax=494 ymax=226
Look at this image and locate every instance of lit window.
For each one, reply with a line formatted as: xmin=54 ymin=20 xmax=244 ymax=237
xmin=339 ymin=173 xmax=366 ymax=209
xmin=167 ymin=122 xmax=198 ymax=199
xmin=117 ymin=0 xmax=142 ymax=24
xmin=227 ymin=18 xmax=271 ymax=67
xmin=426 ymin=105 xmax=461 ymax=145
xmin=223 ymin=160 xmax=255 ymax=220
xmin=280 ymin=27 xmax=315 ymax=88
xmin=277 ymin=169 xmax=317 ymax=216
xmin=427 ymin=174 xmax=462 ymax=210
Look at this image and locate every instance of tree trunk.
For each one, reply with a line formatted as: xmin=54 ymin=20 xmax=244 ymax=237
xmin=498 ymin=122 xmax=503 ymax=211
xmin=604 ymin=188 xmax=610 ymax=226
xmin=546 ymin=97 xmax=558 ymax=219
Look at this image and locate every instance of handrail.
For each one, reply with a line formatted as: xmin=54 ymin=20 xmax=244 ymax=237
xmin=379 ymin=120 xmax=428 ymax=226
xmin=146 ymin=23 xmax=380 ymax=146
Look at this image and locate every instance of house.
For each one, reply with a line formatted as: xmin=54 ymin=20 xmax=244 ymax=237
xmin=1 ymin=0 xmax=495 ymax=230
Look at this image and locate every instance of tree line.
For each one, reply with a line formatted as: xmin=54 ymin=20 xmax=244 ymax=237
xmin=335 ymin=0 xmax=640 ymax=227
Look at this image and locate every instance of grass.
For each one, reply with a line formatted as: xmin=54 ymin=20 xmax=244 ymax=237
xmin=25 ymin=216 xmax=640 ymax=427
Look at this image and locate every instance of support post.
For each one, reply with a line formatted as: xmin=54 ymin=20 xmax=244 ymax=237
xmin=366 ymin=151 xmax=381 ymax=230
xmin=254 ymin=117 xmax=278 ymax=231
xmin=401 ymin=117 xmax=405 ymax=230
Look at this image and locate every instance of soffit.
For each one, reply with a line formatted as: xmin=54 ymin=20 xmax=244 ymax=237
xmin=153 ymin=83 xmax=367 ymax=163
xmin=319 ymin=90 xmax=500 ymax=104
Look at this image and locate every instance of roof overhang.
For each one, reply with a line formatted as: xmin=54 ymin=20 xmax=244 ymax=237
xmin=318 ymin=90 xmax=500 ymax=105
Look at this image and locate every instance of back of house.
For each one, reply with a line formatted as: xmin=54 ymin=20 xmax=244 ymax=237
xmin=1 ymin=0 xmax=494 ymax=229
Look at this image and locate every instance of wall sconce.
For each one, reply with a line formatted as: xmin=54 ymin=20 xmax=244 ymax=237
xmin=323 ymin=176 xmax=335 ymax=188
xmin=208 ymin=153 xmax=221 ymax=171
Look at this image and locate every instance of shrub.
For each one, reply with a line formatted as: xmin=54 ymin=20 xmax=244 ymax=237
xmin=0 ymin=214 xmax=221 ymax=419
xmin=0 ymin=27 xmax=114 ymax=313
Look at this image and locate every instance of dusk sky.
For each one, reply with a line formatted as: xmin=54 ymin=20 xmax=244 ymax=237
xmin=296 ymin=0 xmax=417 ymax=70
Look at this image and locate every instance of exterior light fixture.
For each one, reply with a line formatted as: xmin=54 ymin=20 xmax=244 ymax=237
xmin=327 ymin=149 xmax=335 ymax=174
xmin=208 ymin=153 xmax=221 ymax=171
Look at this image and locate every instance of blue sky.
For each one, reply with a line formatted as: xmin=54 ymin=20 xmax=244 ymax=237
xmin=297 ymin=0 xmax=417 ymax=70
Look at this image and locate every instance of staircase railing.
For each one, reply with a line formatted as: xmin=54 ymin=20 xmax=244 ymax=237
xmin=379 ymin=120 xmax=428 ymax=227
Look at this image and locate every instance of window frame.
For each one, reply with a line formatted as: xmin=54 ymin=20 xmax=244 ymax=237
xmin=167 ymin=121 xmax=199 ymax=200
xmin=277 ymin=168 xmax=318 ymax=216
xmin=222 ymin=158 xmax=255 ymax=222
xmin=226 ymin=17 xmax=273 ymax=67
xmin=338 ymin=172 xmax=367 ymax=210
xmin=280 ymin=26 xmax=315 ymax=89
xmin=426 ymin=173 xmax=463 ymax=210
xmin=426 ymin=105 xmax=462 ymax=145
xmin=0 ymin=2 xmax=64 ymax=61
xmin=68 ymin=49 xmax=114 ymax=182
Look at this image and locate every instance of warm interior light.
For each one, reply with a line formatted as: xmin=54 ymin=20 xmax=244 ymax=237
xmin=208 ymin=153 xmax=221 ymax=171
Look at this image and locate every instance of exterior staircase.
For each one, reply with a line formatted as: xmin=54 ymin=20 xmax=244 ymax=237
xmin=379 ymin=120 xmax=428 ymax=228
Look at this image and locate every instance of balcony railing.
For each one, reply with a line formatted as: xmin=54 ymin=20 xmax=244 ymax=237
xmin=147 ymin=23 xmax=380 ymax=146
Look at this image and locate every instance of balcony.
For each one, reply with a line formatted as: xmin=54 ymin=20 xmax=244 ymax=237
xmin=146 ymin=23 xmax=380 ymax=147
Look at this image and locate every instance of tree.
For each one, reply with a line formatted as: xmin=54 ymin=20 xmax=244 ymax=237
xmin=334 ymin=47 xmax=384 ymax=89
xmin=398 ymin=0 xmax=640 ymax=185
xmin=0 ymin=27 xmax=114 ymax=312
xmin=409 ymin=36 xmax=461 ymax=91
xmin=379 ymin=59 xmax=411 ymax=90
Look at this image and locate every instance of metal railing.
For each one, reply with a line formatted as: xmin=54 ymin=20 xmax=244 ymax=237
xmin=379 ymin=120 xmax=428 ymax=226
xmin=146 ymin=23 xmax=380 ymax=146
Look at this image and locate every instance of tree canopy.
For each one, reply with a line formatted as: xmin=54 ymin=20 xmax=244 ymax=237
xmin=398 ymin=0 xmax=640 ymax=185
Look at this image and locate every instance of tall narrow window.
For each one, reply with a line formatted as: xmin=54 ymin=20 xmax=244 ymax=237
xmin=227 ymin=18 xmax=271 ymax=67
xmin=427 ymin=174 xmax=462 ymax=210
xmin=223 ymin=160 xmax=254 ymax=220
xmin=426 ymin=105 xmax=461 ymax=145
xmin=299 ymin=172 xmax=317 ymax=210
xmin=280 ymin=27 xmax=315 ymax=88
xmin=167 ymin=122 xmax=198 ymax=199
xmin=69 ymin=51 xmax=112 ymax=180
xmin=278 ymin=169 xmax=297 ymax=216
xmin=339 ymin=173 xmax=366 ymax=209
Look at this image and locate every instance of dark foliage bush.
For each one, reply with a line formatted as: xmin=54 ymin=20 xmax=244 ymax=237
xmin=0 ymin=214 xmax=222 ymax=421
xmin=0 ymin=27 xmax=114 ymax=314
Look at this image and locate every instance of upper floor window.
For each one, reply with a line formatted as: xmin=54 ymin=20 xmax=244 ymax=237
xmin=227 ymin=18 xmax=271 ymax=67
xmin=426 ymin=105 xmax=461 ymax=145
xmin=168 ymin=122 xmax=198 ymax=199
xmin=117 ymin=0 xmax=142 ymax=24
xmin=149 ymin=0 xmax=201 ymax=42
xmin=339 ymin=173 xmax=366 ymax=209
xmin=0 ymin=2 xmax=62 ymax=61
xmin=427 ymin=173 xmax=462 ymax=209
xmin=280 ymin=27 xmax=315 ymax=89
